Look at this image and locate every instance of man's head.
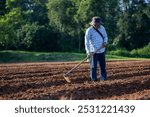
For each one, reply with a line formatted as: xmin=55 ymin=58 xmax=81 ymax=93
xmin=90 ymin=16 xmax=102 ymax=28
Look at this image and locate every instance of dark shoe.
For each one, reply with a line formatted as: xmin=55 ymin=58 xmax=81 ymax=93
xmin=92 ymin=79 xmax=97 ymax=83
xmin=91 ymin=77 xmax=97 ymax=82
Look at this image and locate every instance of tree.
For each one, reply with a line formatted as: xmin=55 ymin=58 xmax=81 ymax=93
xmin=0 ymin=0 xmax=52 ymax=50
xmin=114 ymin=0 xmax=150 ymax=50
xmin=47 ymin=0 xmax=77 ymax=51
xmin=6 ymin=0 xmax=49 ymax=25
xmin=16 ymin=23 xmax=39 ymax=50
xmin=47 ymin=0 xmax=118 ymax=52
xmin=0 ymin=8 xmax=23 ymax=49
xmin=1 ymin=0 xmax=149 ymax=52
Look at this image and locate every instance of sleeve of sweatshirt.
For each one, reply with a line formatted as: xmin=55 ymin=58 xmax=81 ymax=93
xmin=85 ymin=28 xmax=91 ymax=54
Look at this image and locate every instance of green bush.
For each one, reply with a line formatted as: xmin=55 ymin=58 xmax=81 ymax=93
xmin=108 ymin=49 xmax=130 ymax=57
xmin=131 ymin=43 xmax=150 ymax=58
xmin=107 ymin=44 xmax=117 ymax=51
xmin=108 ymin=43 xmax=150 ymax=58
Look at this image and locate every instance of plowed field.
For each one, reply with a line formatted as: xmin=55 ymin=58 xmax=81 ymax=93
xmin=0 ymin=60 xmax=150 ymax=100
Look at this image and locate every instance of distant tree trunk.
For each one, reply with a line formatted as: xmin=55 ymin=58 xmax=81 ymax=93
xmin=77 ymin=25 xmax=81 ymax=52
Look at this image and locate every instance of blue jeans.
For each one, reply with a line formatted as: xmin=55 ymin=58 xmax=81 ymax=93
xmin=90 ymin=52 xmax=107 ymax=81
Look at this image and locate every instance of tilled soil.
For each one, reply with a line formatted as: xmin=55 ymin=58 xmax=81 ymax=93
xmin=0 ymin=60 xmax=150 ymax=100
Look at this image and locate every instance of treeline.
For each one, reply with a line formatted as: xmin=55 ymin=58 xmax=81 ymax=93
xmin=0 ymin=0 xmax=150 ymax=52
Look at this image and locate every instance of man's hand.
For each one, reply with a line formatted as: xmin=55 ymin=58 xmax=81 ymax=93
xmin=102 ymin=42 xmax=107 ymax=48
xmin=87 ymin=52 xmax=94 ymax=58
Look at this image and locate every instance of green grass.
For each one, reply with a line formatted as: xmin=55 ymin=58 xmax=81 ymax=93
xmin=0 ymin=50 xmax=149 ymax=63
xmin=106 ymin=55 xmax=147 ymax=61
xmin=0 ymin=50 xmax=86 ymax=63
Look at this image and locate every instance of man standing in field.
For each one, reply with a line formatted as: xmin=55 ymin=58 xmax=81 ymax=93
xmin=85 ymin=16 xmax=108 ymax=81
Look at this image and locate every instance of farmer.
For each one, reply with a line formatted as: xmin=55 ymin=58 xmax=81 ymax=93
xmin=85 ymin=16 xmax=108 ymax=81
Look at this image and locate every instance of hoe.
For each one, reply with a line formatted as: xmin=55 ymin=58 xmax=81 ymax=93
xmin=63 ymin=46 xmax=103 ymax=83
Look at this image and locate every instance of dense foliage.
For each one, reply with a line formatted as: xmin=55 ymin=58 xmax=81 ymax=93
xmin=0 ymin=0 xmax=150 ymax=52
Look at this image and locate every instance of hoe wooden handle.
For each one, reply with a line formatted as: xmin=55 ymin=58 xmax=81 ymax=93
xmin=64 ymin=46 xmax=103 ymax=77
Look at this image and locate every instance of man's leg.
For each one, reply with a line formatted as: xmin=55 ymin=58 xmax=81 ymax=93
xmin=90 ymin=54 xmax=98 ymax=81
xmin=98 ymin=52 xmax=107 ymax=80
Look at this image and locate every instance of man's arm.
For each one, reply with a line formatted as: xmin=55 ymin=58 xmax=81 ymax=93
xmin=102 ymin=26 xmax=108 ymax=47
xmin=103 ymin=26 xmax=108 ymax=43
xmin=85 ymin=28 xmax=91 ymax=54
